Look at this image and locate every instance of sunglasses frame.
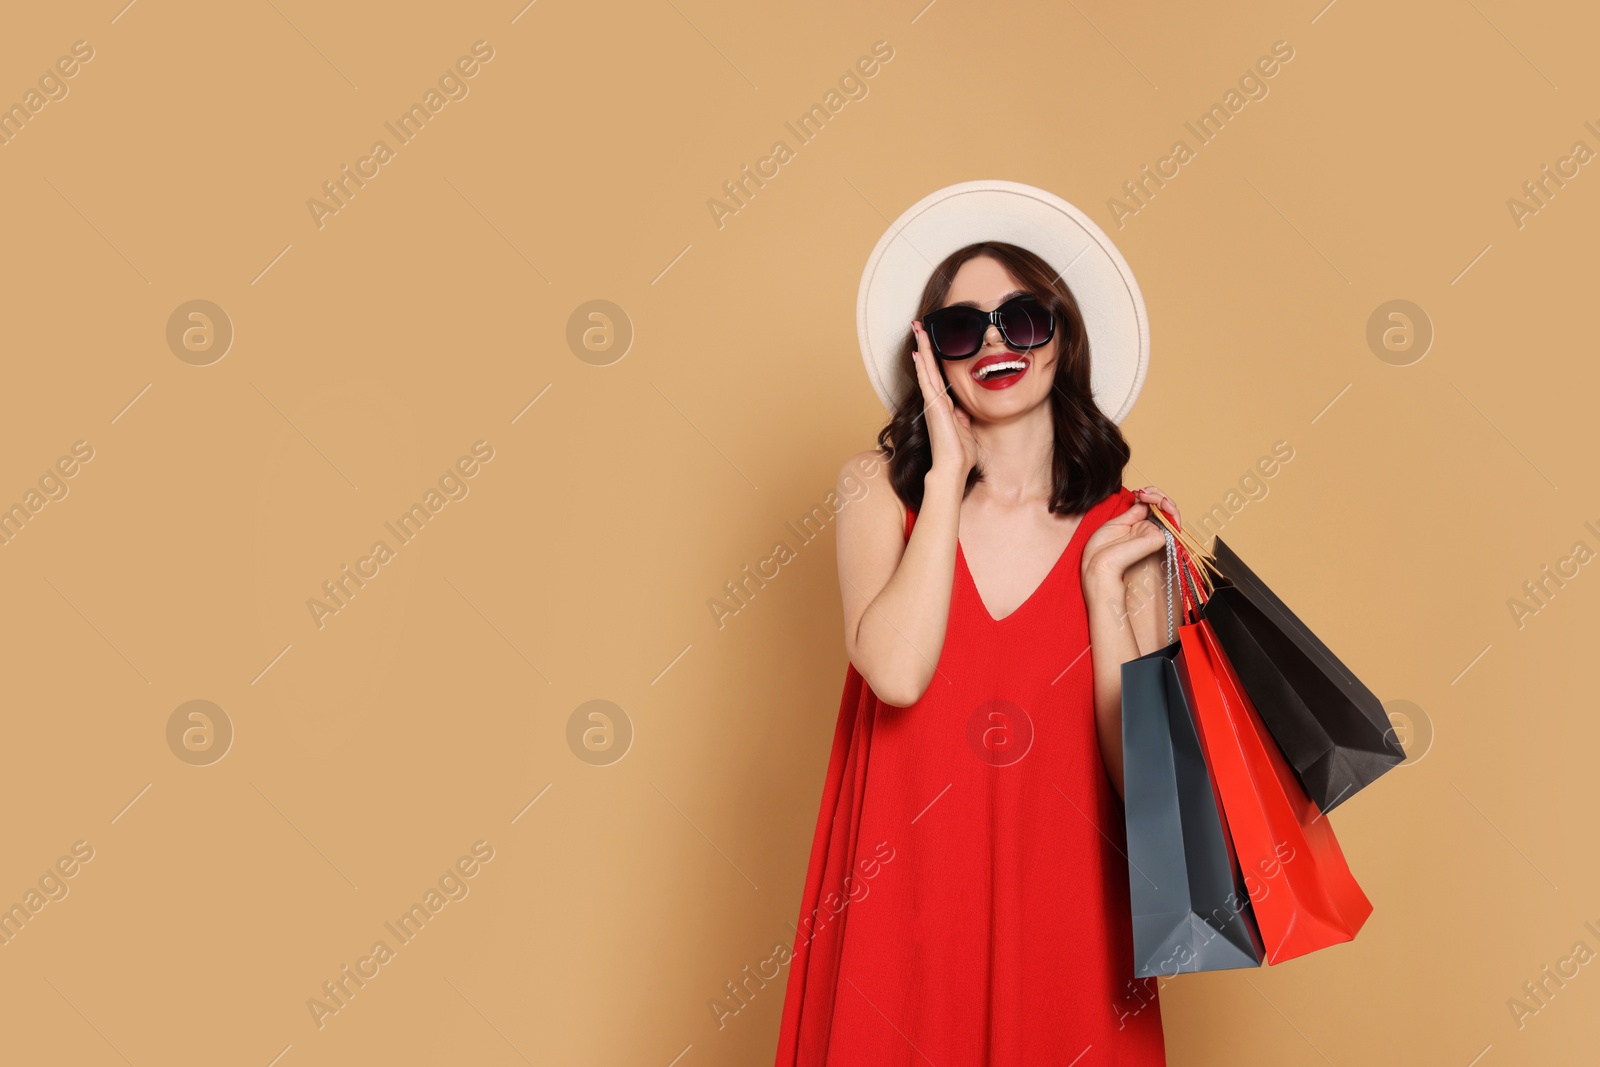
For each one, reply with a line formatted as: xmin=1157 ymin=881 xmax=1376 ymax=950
xmin=920 ymin=293 xmax=1058 ymax=362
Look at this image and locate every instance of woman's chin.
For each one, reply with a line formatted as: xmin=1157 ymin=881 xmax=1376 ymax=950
xmin=958 ymin=385 xmax=1049 ymax=421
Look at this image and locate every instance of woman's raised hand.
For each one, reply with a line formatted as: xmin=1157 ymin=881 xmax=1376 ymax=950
xmin=1080 ymin=486 xmax=1181 ymax=593
xmin=911 ymin=320 xmax=978 ymax=483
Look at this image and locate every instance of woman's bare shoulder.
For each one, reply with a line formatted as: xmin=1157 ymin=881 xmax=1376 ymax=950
xmin=835 ymin=448 xmax=906 ymax=534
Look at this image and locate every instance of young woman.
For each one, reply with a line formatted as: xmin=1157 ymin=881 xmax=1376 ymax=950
xmin=774 ymin=239 xmax=1179 ymax=1065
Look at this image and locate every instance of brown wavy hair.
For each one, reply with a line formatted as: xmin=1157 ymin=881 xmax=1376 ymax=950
xmin=875 ymin=240 xmax=1131 ymax=515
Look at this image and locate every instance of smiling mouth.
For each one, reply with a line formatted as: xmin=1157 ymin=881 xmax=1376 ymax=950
xmin=971 ymin=354 xmax=1030 ymax=389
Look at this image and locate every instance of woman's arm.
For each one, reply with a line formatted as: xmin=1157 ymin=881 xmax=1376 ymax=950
xmin=1081 ymin=488 xmax=1181 ymax=800
xmin=835 ymin=453 xmax=966 ymax=707
xmin=836 ymin=320 xmax=978 ymax=708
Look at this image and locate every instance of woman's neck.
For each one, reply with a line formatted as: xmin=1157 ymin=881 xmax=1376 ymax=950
xmin=969 ymin=403 xmax=1055 ymax=505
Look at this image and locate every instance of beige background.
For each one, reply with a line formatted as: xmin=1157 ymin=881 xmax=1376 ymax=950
xmin=0 ymin=0 xmax=1594 ymax=1063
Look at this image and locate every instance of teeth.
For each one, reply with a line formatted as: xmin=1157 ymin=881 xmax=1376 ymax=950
xmin=975 ymin=359 xmax=1027 ymax=380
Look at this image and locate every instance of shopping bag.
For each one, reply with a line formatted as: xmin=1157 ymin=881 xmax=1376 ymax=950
xmin=1122 ymin=544 xmax=1265 ymax=976
xmin=1198 ymin=536 xmax=1406 ymax=813
xmin=1163 ymin=536 xmax=1374 ymax=964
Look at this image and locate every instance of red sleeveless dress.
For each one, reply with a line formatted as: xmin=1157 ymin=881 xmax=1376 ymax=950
xmin=772 ymin=484 xmax=1165 ymax=1066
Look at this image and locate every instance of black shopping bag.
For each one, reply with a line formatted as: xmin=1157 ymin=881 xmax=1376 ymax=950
xmin=1122 ymin=639 xmax=1265 ymax=977
xmin=1199 ymin=536 xmax=1406 ymax=814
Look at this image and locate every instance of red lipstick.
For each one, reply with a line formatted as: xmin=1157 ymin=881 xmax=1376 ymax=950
xmin=969 ymin=353 xmax=1030 ymax=390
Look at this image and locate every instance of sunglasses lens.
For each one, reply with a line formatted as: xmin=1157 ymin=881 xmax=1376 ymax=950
xmin=999 ymin=297 xmax=1053 ymax=348
xmin=924 ymin=308 xmax=985 ymax=360
xmin=924 ymin=296 xmax=1055 ymax=360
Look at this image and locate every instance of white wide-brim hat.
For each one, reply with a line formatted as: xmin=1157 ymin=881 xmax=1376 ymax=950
xmin=855 ymin=179 xmax=1149 ymax=423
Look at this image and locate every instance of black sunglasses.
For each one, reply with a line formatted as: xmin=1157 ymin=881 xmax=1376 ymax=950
xmin=920 ymin=293 xmax=1057 ymax=361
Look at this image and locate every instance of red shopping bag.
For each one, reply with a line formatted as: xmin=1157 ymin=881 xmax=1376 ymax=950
xmin=1167 ymin=534 xmax=1373 ymax=964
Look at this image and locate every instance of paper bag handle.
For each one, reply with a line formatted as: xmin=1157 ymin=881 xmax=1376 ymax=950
xmin=1145 ymin=494 xmax=1223 ymax=600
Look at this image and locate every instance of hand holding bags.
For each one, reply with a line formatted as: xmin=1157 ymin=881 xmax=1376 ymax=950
xmin=1150 ymin=511 xmax=1373 ymax=964
xmin=1121 ymin=527 xmax=1265 ymax=977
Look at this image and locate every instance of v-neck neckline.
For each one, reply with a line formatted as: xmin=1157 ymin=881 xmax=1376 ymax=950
xmin=956 ymin=509 xmax=1094 ymax=624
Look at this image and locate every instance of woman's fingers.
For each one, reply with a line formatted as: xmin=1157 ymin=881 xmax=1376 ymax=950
xmin=1109 ymin=499 xmax=1151 ymax=528
xmin=1133 ymin=486 xmax=1181 ymax=528
xmin=910 ymin=331 xmax=928 ymax=399
xmin=1088 ymin=503 xmax=1161 ymax=553
xmin=1087 ymin=519 xmax=1165 ymax=574
xmin=911 ymin=323 xmax=944 ymax=411
xmin=913 ymin=320 xmax=978 ymax=474
xmin=912 ymin=322 xmax=958 ymax=432
xmin=912 ymin=318 xmax=935 ymax=365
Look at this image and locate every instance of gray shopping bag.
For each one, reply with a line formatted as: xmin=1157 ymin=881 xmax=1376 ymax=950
xmin=1120 ymin=531 xmax=1265 ymax=976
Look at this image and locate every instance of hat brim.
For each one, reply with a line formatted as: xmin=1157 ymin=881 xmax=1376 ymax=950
xmin=856 ymin=179 xmax=1149 ymax=424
